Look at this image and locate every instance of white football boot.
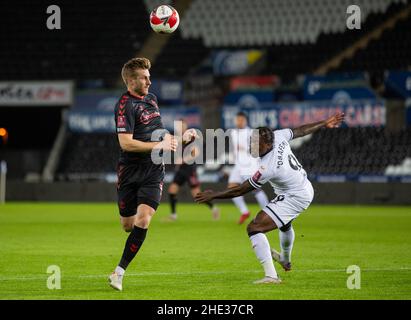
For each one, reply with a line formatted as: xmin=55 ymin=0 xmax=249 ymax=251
xmin=253 ymin=276 xmax=282 ymax=284
xmin=168 ymin=214 xmax=178 ymax=221
xmin=108 ymin=272 xmax=123 ymax=291
xmin=271 ymin=249 xmax=292 ymax=272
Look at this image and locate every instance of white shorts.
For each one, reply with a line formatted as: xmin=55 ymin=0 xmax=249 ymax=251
xmin=262 ymin=183 xmax=314 ymax=228
xmin=228 ymin=162 xmax=259 ymax=184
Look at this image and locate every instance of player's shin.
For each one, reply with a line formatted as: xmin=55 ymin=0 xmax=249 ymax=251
xmin=279 ymin=226 xmax=295 ymax=263
xmin=169 ymin=193 xmax=177 ymax=215
xmin=249 ymin=232 xmax=278 ymax=279
xmin=118 ymin=226 xmax=148 ymax=271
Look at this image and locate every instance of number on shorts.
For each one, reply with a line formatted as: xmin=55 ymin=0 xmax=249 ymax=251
xmin=271 ymin=194 xmax=285 ymax=204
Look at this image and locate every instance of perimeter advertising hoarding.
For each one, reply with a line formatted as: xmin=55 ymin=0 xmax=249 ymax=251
xmin=0 ymin=81 xmax=74 ymax=106
xmin=68 ymin=107 xmax=201 ymax=133
xmin=222 ymin=100 xmax=386 ymax=129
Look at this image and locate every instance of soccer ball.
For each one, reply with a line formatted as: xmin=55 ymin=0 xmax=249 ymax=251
xmin=150 ymin=5 xmax=180 ymax=34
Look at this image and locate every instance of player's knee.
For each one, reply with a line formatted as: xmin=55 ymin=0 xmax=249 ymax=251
xmin=280 ymin=221 xmax=292 ymax=232
xmin=246 ymin=221 xmax=259 ymax=237
xmin=168 ymin=183 xmax=178 ymax=194
xmin=136 ymin=216 xmax=152 ymax=229
xmin=122 ymin=222 xmax=134 ymax=232
xmin=135 ymin=208 xmax=155 ymax=228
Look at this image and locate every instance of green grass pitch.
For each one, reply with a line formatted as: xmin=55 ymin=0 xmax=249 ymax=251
xmin=0 ymin=202 xmax=410 ymax=300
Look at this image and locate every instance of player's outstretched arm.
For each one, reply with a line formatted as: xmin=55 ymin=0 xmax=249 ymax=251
xmin=118 ymin=133 xmax=178 ymax=152
xmin=195 ymin=180 xmax=255 ymax=203
xmin=292 ymin=112 xmax=345 ymax=139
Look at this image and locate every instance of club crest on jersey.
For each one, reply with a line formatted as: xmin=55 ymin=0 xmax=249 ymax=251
xmin=252 ymin=170 xmax=262 ymax=182
xmin=117 ymin=116 xmax=126 ymax=127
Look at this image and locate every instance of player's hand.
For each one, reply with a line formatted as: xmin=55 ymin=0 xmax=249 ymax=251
xmin=183 ymin=128 xmax=198 ymax=144
xmin=195 ymin=190 xmax=215 ymax=203
xmin=161 ymin=133 xmax=178 ymax=152
xmin=325 ymin=112 xmax=345 ymax=128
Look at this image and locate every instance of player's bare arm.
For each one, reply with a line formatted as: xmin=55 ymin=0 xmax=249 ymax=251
xmin=292 ymin=112 xmax=345 ymax=138
xmin=118 ymin=133 xmax=178 ymax=152
xmin=195 ymin=180 xmax=255 ymax=203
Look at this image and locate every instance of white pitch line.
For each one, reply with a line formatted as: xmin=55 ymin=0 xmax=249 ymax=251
xmin=0 ymin=267 xmax=410 ymax=282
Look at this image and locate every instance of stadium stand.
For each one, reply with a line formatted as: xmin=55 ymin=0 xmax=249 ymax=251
xmin=294 ymin=127 xmax=411 ymax=176
xmin=150 ymin=0 xmax=410 ymax=79
xmin=0 ymin=0 xmax=408 ymax=81
xmin=56 ymin=133 xmax=119 ymax=179
xmin=333 ymin=11 xmax=411 ymax=73
xmin=180 ymin=0 xmax=406 ymax=46
xmin=0 ymin=0 xmax=151 ymax=83
xmin=151 ymin=33 xmax=210 ymax=77
xmin=264 ymin=0 xmax=410 ymax=81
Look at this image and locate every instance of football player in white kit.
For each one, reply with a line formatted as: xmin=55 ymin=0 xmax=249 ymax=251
xmin=228 ymin=112 xmax=269 ymax=224
xmin=196 ymin=112 xmax=344 ymax=284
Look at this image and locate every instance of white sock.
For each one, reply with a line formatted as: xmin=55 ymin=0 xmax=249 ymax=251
xmin=232 ymin=196 xmax=249 ymax=215
xmin=250 ymin=233 xmax=278 ymax=279
xmin=279 ymin=226 xmax=295 ymax=263
xmin=115 ymin=266 xmax=125 ymax=277
xmin=254 ymin=190 xmax=269 ymax=208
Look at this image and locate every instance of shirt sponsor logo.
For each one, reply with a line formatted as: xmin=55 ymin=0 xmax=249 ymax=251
xmin=140 ymin=109 xmax=161 ymax=124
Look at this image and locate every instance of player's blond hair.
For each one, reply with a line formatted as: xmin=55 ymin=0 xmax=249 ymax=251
xmin=121 ymin=57 xmax=151 ymax=86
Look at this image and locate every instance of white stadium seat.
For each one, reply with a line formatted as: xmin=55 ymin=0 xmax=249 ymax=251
xmin=162 ymin=0 xmax=402 ymax=47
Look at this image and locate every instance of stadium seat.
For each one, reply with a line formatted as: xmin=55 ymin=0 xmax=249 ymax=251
xmin=0 ymin=0 xmax=151 ymax=82
xmin=179 ymin=0 xmax=406 ymax=47
xmin=333 ymin=11 xmax=411 ymax=74
xmin=294 ymin=127 xmax=411 ymax=176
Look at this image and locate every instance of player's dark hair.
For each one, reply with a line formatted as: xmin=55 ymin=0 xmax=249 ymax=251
xmin=121 ymin=57 xmax=151 ymax=86
xmin=236 ymin=111 xmax=248 ymax=120
xmin=256 ymin=127 xmax=274 ymax=145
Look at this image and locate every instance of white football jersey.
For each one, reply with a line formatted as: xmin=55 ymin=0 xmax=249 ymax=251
xmin=248 ymin=128 xmax=311 ymax=195
xmin=230 ymin=126 xmax=255 ymax=167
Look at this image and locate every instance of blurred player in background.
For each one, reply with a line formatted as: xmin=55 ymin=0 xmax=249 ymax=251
xmin=196 ymin=113 xmax=344 ymax=284
xmin=228 ymin=112 xmax=269 ymax=224
xmin=167 ymin=119 xmax=220 ymax=221
xmin=109 ymin=57 xmax=178 ymax=291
